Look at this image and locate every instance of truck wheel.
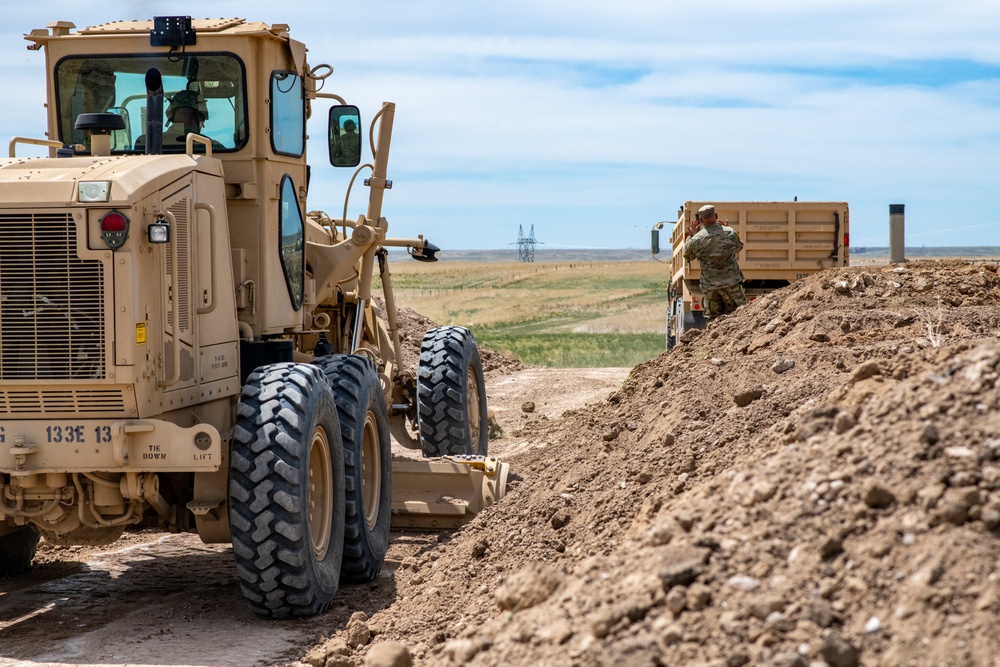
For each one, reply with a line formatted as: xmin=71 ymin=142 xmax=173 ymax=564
xmin=0 ymin=525 xmax=40 ymax=577
xmin=416 ymin=326 xmax=488 ymax=458
xmin=313 ymin=354 xmax=391 ymax=584
xmin=229 ymin=363 xmax=346 ymax=618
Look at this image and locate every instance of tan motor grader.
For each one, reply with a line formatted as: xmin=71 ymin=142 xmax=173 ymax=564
xmin=0 ymin=16 xmax=508 ymax=618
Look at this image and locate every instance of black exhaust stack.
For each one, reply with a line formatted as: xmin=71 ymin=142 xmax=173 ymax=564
xmin=144 ymin=68 xmax=164 ymax=155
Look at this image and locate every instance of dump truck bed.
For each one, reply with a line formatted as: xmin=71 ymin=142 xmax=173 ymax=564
xmin=665 ymin=201 xmax=849 ymax=345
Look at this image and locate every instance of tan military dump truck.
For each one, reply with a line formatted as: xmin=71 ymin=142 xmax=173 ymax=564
xmin=0 ymin=16 xmax=508 ymax=618
xmin=652 ymin=201 xmax=849 ymax=347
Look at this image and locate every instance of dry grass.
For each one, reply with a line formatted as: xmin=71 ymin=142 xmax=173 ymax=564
xmin=385 ymin=260 xmax=668 ymax=334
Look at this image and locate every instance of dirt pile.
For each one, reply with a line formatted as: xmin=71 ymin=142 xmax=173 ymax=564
xmin=375 ymin=302 xmax=523 ymax=378
xmin=313 ymin=260 xmax=1000 ymax=667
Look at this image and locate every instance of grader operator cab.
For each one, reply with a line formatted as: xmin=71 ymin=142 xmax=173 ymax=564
xmin=0 ymin=17 xmax=508 ymax=618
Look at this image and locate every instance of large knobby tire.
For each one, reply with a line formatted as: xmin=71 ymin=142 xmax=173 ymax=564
xmin=0 ymin=525 xmax=40 ymax=578
xmin=416 ymin=326 xmax=489 ymax=457
xmin=229 ymin=363 xmax=346 ymax=619
xmin=313 ymin=354 xmax=391 ymax=584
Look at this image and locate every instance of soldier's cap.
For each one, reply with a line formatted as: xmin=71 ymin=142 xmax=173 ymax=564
xmin=344 ymin=119 xmax=356 ymax=129
xmin=697 ymin=204 xmax=716 ymax=220
xmin=166 ymin=89 xmax=207 ymax=122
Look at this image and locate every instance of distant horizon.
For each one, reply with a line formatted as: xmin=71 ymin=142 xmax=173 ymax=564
xmin=388 ymin=246 xmax=1000 ymax=263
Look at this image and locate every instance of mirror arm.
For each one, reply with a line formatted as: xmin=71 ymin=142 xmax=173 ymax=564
xmin=308 ymin=91 xmax=347 ymax=104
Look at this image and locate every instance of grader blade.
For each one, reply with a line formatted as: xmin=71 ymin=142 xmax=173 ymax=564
xmin=390 ymin=455 xmax=510 ymax=530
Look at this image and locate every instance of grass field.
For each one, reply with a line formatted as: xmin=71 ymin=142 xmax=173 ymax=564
xmin=382 ymin=260 xmax=670 ymax=368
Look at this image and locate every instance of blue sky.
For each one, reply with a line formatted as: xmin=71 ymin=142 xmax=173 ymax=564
xmin=4 ymin=2 xmax=999 ymax=250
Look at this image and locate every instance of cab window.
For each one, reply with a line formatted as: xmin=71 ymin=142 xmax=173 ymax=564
xmin=270 ymin=71 xmax=304 ymax=156
xmin=278 ymin=175 xmax=305 ymax=309
xmin=54 ymin=54 xmax=247 ymax=153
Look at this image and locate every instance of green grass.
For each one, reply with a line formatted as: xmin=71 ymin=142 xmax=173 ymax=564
xmin=384 ymin=260 xmax=671 ymax=368
xmin=472 ymin=331 xmax=665 ymax=368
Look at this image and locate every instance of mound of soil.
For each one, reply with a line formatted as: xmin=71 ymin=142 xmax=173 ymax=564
xmin=313 ymin=260 xmax=1000 ymax=667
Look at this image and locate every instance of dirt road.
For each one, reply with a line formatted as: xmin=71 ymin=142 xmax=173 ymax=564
xmin=0 ymin=367 xmax=629 ymax=667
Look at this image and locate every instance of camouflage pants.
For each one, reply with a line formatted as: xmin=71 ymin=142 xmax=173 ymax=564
xmin=704 ymin=283 xmax=747 ymax=320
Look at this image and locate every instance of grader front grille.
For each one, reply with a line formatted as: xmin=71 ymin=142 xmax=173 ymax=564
xmin=0 ymin=212 xmax=106 ymax=381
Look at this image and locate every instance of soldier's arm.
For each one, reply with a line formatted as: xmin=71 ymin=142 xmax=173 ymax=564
xmin=683 ymin=237 xmax=697 ymax=261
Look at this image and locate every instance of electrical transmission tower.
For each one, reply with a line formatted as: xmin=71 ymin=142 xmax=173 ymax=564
xmin=516 ymin=224 xmax=537 ymax=262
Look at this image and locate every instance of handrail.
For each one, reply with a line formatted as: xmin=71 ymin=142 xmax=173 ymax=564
xmin=185 ymin=133 xmax=212 ymax=157
xmin=194 ymin=202 xmax=218 ymax=315
xmin=158 ymin=209 xmax=182 ymax=389
xmin=8 ymin=137 xmax=63 ymax=158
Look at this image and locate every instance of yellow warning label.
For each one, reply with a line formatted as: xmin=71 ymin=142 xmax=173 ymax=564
xmin=136 ymin=322 xmax=147 ymax=345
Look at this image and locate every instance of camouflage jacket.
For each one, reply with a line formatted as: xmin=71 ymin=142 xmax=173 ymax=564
xmin=683 ymin=223 xmax=745 ymax=290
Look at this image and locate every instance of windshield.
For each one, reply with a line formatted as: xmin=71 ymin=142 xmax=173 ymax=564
xmin=54 ymin=53 xmax=247 ymax=153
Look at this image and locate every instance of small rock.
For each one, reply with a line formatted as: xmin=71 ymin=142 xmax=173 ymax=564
xmin=727 ymin=575 xmax=760 ymax=592
xmin=862 ymin=480 xmax=896 ymax=509
xmin=471 ymin=538 xmax=489 ymax=558
xmin=980 ymin=503 xmax=1000 ymax=530
xmin=345 ymin=612 xmax=372 ymax=648
xmin=921 ymin=422 xmax=940 ymax=444
xmin=807 ymin=599 xmax=835 ymax=628
xmin=658 ymin=546 xmax=710 ymax=589
xmin=302 ymin=646 xmax=327 ymax=667
xmin=536 ymin=618 xmax=573 ymax=645
xmin=833 ymin=412 xmax=856 ymax=434
xmin=602 ymin=428 xmax=620 ymax=442
xmin=849 ymin=361 xmax=883 ymax=385
xmin=487 ymin=410 xmax=504 ymax=439
xmin=661 ymin=622 xmax=684 ymax=645
xmin=364 ymin=642 xmax=413 ymax=667
xmin=770 ymin=653 xmax=808 ymax=667
xmin=687 ymin=582 xmax=713 ymax=611
xmin=820 ymin=632 xmax=861 ymax=667
xmin=443 ymin=639 xmax=479 ymax=663
xmin=644 ymin=523 xmax=673 ymax=546
xmin=662 ymin=432 xmax=676 ymax=447
xmin=820 ymin=536 xmax=843 ymax=560
xmin=521 ymin=401 xmax=536 ymax=413
xmin=665 ymin=586 xmax=687 ymax=615
xmin=809 ymin=332 xmax=831 ymax=343
xmin=727 ymin=651 xmax=752 ymax=667
xmin=747 ymin=481 xmax=777 ymax=506
xmin=749 ymin=594 xmax=785 ymax=620
xmin=733 ymin=388 xmax=765 ymax=407
xmin=551 ymin=511 xmax=570 ymax=530
xmin=495 ymin=562 xmax=562 ymax=611
xmin=771 ymin=358 xmax=796 ymax=374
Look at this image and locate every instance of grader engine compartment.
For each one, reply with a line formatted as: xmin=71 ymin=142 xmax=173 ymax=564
xmin=0 ymin=16 xmax=509 ymax=617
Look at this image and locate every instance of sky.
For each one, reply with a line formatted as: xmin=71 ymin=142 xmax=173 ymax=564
xmin=3 ymin=2 xmax=999 ymax=251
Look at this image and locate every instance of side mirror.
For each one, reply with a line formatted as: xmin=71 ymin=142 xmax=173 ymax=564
xmin=409 ymin=241 xmax=441 ymax=263
xmin=329 ymin=105 xmax=362 ymax=167
xmin=651 ymin=228 xmax=660 ymax=255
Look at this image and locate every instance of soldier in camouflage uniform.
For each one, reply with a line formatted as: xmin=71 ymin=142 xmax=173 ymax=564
xmin=683 ymin=204 xmax=747 ymax=320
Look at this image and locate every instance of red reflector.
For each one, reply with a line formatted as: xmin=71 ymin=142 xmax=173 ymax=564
xmin=844 ymin=233 xmax=849 ymax=247
xmin=692 ymin=303 xmax=700 ymax=310
xmin=101 ymin=212 xmax=128 ymax=232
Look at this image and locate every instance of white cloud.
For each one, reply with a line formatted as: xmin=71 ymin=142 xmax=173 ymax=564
xmin=1 ymin=2 xmax=998 ymax=248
